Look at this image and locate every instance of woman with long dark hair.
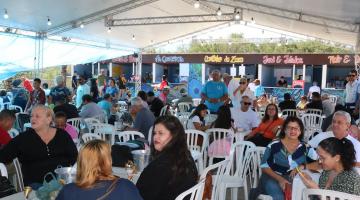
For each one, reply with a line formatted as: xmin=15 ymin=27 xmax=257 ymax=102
xmin=245 ymin=103 xmax=284 ymax=147
xmin=90 ymin=78 xmax=99 ymax=102
xmin=187 ymin=103 xmax=209 ymax=131
xmin=211 ymin=105 xmax=232 ymax=129
xmin=136 ymin=116 xmax=198 ymax=200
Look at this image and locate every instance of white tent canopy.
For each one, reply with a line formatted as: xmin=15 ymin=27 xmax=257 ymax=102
xmin=0 ymin=0 xmax=358 ymax=49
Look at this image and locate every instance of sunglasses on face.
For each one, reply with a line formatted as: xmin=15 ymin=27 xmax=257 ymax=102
xmin=239 ymin=82 xmax=246 ymax=84
xmin=242 ymin=102 xmax=251 ymax=105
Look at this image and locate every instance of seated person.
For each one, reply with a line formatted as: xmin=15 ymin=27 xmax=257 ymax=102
xmin=0 ymin=90 xmax=11 ymax=105
xmin=147 ymin=91 xmax=164 ymax=117
xmin=0 ymin=105 xmax=77 ymax=189
xmin=54 ymin=111 xmax=78 ymax=140
xmin=250 ymin=117 xmax=317 ymax=200
xmin=278 ymin=93 xmax=296 ymax=111
xmin=299 ymin=137 xmax=360 ymax=196
xmin=57 ymin=140 xmax=143 ymax=200
xmin=256 ymin=94 xmax=270 ymax=111
xmin=187 ymin=104 xmax=210 ymax=131
xmin=211 ymin=105 xmax=233 ymax=130
xmin=305 ymin=92 xmax=323 ymax=111
xmin=0 ymin=110 xmax=16 ymax=147
xmin=245 ymin=104 xmax=284 ymax=147
xmin=175 ymin=88 xmax=193 ymax=111
xmin=136 ymin=91 xmax=149 ymax=109
xmin=231 ymin=96 xmax=260 ymax=131
xmin=322 ymin=94 xmax=335 ymax=117
xmin=309 ymin=111 xmax=360 ymax=167
xmin=97 ymin=94 xmax=113 ymax=119
xmin=296 ymin=95 xmax=308 ymax=110
xmin=127 ymin=97 xmax=155 ymax=139
xmin=79 ymin=95 xmax=104 ymax=119
xmin=53 ymin=98 xmax=79 ymax=119
xmin=136 ymin=116 xmax=198 ymax=200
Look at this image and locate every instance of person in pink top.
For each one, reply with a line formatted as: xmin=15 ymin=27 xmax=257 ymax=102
xmin=54 ymin=111 xmax=78 ymax=139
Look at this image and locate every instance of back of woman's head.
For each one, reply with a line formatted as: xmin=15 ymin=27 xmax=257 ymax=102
xmin=213 ymin=105 xmax=232 ymax=129
xmin=151 ymin=116 xmax=197 ymax=180
xmin=190 ymin=104 xmax=207 ymax=120
xmin=76 ymin=140 xmax=115 ymax=188
xmin=278 ymin=116 xmax=304 ymax=140
xmin=318 ymin=137 xmax=356 ymax=170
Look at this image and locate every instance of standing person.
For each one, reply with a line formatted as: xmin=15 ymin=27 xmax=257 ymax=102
xmin=232 ymin=77 xmax=256 ymax=108
xmin=90 ymin=78 xmax=99 ymax=103
xmin=276 ymin=76 xmax=288 ymax=87
xmin=201 ymin=70 xmax=228 ymax=113
xmin=21 ymin=76 xmax=33 ymax=93
xmin=299 ymin=137 xmax=360 ymax=196
xmin=0 ymin=105 xmax=78 ymax=189
xmin=254 ymin=79 xmax=265 ymax=98
xmin=106 ymin=79 xmax=119 ymax=101
xmin=25 ymin=78 xmax=46 ymax=113
xmin=75 ymin=75 xmax=90 ymax=109
xmin=159 ymin=86 xmax=170 ymax=105
xmin=147 ymin=91 xmax=164 ymax=117
xmin=56 ymin=140 xmax=143 ymax=200
xmin=231 ymin=96 xmax=260 ymax=131
xmin=222 ymin=73 xmax=239 ymax=107
xmin=0 ymin=110 xmax=16 ymax=147
xmin=159 ymin=75 xmax=169 ymax=90
xmin=11 ymin=79 xmax=28 ymax=111
xmin=71 ymin=72 xmax=78 ymax=93
xmin=245 ymin=104 xmax=284 ymax=147
xmin=308 ymin=81 xmax=321 ymax=99
xmin=97 ymin=69 xmax=107 ymax=96
xmin=136 ymin=116 xmax=198 ymax=200
xmin=118 ymin=74 xmax=127 ymax=98
xmin=42 ymin=83 xmax=50 ymax=97
xmin=49 ymin=75 xmax=72 ymax=105
xmin=344 ymin=71 xmax=359 ymax=115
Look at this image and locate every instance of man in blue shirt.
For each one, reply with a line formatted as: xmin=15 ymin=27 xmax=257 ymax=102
xmin=97 ymin=94 xmax=113 ymax=119
xmin=201 ymin=70 xmax=228 ymax=113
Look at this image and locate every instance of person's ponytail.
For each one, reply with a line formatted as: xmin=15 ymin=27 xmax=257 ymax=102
xmin=339 ymin=138 xmax=356 ymax=170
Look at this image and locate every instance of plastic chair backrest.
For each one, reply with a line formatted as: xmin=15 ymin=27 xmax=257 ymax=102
xmin=67 ymin=118 xmax=83 ymax=133
xmin=9 ymin=105 xmax=23 ymax=113
xmin=282 ymin=109 xmax=298 ymax=117
xmin=8 ymin=128 xmax=19 ymax=138
xmin=82 ymin=133 xmax=102 ymax=143
xmin=0 ymin=163 xmax=8 ymax=178
xmin=305 ymin=108 xmax=322 ymax=115
xmin=302 ymin=188 xmax=360 ymax=200
xmin=185 ymin=129 xmax=208 ymax=154
xmin=13 ymin=158 xmax=24 ymax=191
xmin=205 ymin=128 xmax=234 ymax=158
xmin=328 ymin=95 xmax=338 ymax=104
xmin=92 ymin=123 xmax=116 ymax=144
xmin=147 ymin=126 xmax=153 ymax=144
xmin=225 ymin=141 xmax=256 ymax=178
xmin=175 ymin=178 xmax=205 ymax=200
xmin=178 ymin=102 xmax=191 ymax=113
xmin=114 ymin=131 xmax=145 ymax=143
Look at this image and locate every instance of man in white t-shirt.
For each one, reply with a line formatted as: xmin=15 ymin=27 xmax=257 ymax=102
xmin=223 ymin=73 xmax=239 ymax=107
xmin=308 ymin=111 xmax=360 ymax=166
xmin=232 ymin=77 xmax=255 ymax=108
xmin=308 ymin=81 xmax=321 ymax=99
xmin=231 ymin=96 xmax=260 ymax=131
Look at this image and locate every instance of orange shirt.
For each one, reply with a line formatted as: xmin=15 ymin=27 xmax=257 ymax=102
xmin=251 ymin=118 xmax=284 ymax=139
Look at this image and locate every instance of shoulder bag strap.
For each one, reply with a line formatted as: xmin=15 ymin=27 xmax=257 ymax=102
xmin=96 ymin=178 xmax=119 ymax=200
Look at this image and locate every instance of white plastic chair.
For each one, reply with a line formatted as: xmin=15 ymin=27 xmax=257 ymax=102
xmin=175 ymin=178 xmax=205 ymax=200
xmin=13 ymin=158 xmax=24 ymax=192
xmin=282 ymin=109 xmax=298 ymax=117
xmin=250 ymin=146 xmax=266 ymax=189
xmin=82 ymin=133 xmax=102 ymax=143
xmin=328 ymin=95 xmax=338 ymax=104
xmin=9 ymin=105 xmax=23 ymax=113
xmin=0 ymin=102 xmax=11 ymax=111
xmin=192 ymin=98 xmax=202 ymax=107
xmin=220 ymin=141 xmax=256 ymax=200
xmin=178 ymin=102 xmax=192 ymax=113
xmin=114 ymin=131 xmax=145 ymax=143
xmin=185 ymin=129 xmax=209 ymax=174
xmin=302 ymin=188 xmax=360 ymax=200
xmin=159 ymin=105 xmax=169 ymax=116
xmin=83 ymin=118 xmax=101 ymax=132
xmin=204 ymin=114 xmax=217 ymax=125
xmin=0 ymin=163 xmax=8 ymax=178
xmin=148 ymin=126 xmax=153 ymax=144
xmin=301 ymin=113 xmax=323 ymax=142
xmin=205 ymin=128 xmax=234 ymax=166
xmin=199 ymin=159 xmax=229 ymax=200
xmin=305 ymin=108 xmax=322 ymax=115
xmin=93 ymin=111 xmax=108 ymax=124
xmin=92 ymin=123 xmax=116 ymax=144
xmin=8 ymin=128 xmax=19 ymax=138
xmin=67 ymin=118 xmax=83 ymax=133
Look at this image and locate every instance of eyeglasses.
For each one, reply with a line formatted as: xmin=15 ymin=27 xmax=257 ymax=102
xmin=242 ymin=102 xmax=251 ymax=105
xmin=350 ymin=74 xmax=356 ymax=77
xmin=239 ymin=82 xmax=246 ymax=84
xmin=286 ymin=126 xmax=300 ymax=132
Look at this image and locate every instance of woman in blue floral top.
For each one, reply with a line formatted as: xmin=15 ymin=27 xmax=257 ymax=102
xmin=250 ymin=116 xmax=318 ymax=200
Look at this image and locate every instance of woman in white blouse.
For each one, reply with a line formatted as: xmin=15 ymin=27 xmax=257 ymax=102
xmin=186 ymin=104 xmax=210 ymax=131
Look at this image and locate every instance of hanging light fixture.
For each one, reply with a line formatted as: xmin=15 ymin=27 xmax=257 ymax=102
xmin=235 ymin=11 xmax=240 ymax=20
xmin=3 ymin=9 xmax=8 ymax=19
xmin=47 ymin=17 xmax=52 ymax=26
xmin=80 ymin=23 xmax=84 ymax=28
xmin=251 ymin=17 xmax=256 ymax=24
xmin=216 ymin=7 xmax=222 ymax=16
xmin=132 ymin=34 xmax=136 ymax=40
xmin=107 ymin=27 xmax=112 ymax=33
xmin=194 ymin=0 xmax=200 ymax=9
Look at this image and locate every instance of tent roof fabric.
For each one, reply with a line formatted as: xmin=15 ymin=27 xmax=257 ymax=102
xmin=0 ymin=0 xmax=359 ymax=48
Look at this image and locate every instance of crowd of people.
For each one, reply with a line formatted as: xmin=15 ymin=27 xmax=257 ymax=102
xmin=0 ymin=68 xmax=359 ymax=200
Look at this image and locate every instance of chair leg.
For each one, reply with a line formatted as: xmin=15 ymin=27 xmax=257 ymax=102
xmin=198 ymin=158 xmax=203 ymax=175
xmin=231 ymin=188 xmax=238 ymax=200
xmin=209 ymin=157 xmax=213 ymax=166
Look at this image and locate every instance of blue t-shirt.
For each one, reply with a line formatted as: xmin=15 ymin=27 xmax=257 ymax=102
xmin=56 ymin=179 xmax=143 ymax=200
xmin=201 ymin=81 xmax=228 ymax=113
xmin=106 ymin=87 xmax=119 ymax=98
xmin=50 ymin=86 xmax=71 ymax=103
xmin=97 ymin=100 xmax=112 ymax=118
xmin=254 ymin=85 xmax=265 ymax=97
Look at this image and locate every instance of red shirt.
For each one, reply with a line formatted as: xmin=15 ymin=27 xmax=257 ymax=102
xmin=0 ymin=127 xmax=12 ymax=146
xmin=23 ymin=79 xmax=33 ymax=93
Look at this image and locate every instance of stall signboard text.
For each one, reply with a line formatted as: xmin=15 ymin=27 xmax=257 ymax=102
xmin=154 ymin=55 xmax=185 ymax=63
xmin=328 ymin=55 xmax=353 ymax=64
xmin=262 ymin=55 xmax=304 ymax=65
xmin=204 ymin=55 xmax=244 ymax=64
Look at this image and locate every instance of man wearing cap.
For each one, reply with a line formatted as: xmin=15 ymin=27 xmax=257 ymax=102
xmin=232 ymin=77 xmax=255 ymax=108
xmin=201 ymin=70 xmax=228 ymax=113
xmin=175 ymin=88 xmax=193 ymax=107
